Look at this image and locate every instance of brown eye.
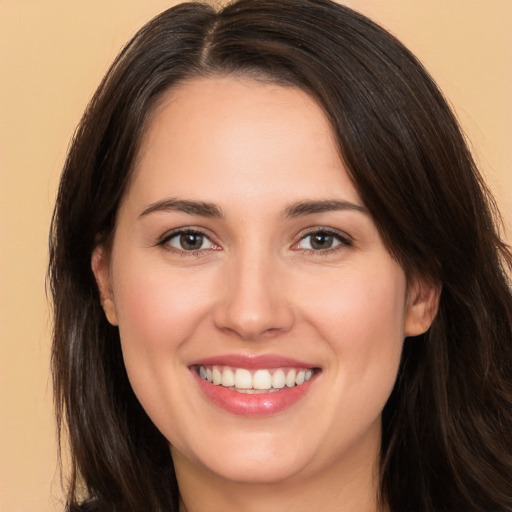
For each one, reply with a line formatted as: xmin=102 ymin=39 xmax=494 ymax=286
xmin=180 ymin=233 xmax=204 ymax=250
xmin=164 ymin=231 xmax=214 ymax=252
xmin=297 ymin=230 xmax=349 ymax=251
xmin=310 ymin=233 xmax=335 ymax=250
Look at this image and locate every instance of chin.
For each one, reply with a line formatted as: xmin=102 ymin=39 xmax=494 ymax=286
xmin=179 ymin=432 xmax=315 ymax=486
xmin=207 ymin=455 xmax=308 ymax=485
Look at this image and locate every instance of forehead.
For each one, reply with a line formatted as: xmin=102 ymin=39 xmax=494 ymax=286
xmin=127 ymin=75 xmax=360 ymax=211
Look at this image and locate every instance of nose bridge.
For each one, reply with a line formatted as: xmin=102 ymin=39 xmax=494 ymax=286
xmin=213 ymin=244 xmax=293 ymax=340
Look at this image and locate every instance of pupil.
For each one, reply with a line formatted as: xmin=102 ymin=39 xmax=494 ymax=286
xmin=180 ymin=233 xmax=202 ymax=250
xmin=311 ymin=233 xmax=332 ymax=250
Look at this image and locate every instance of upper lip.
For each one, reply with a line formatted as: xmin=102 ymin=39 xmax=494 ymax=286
xmin=190 ymin=353 xmax=319 ymax=369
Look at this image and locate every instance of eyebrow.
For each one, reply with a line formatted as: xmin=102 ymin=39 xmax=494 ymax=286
xmin=283 ymin=200 xmax=368 ymax=218
xmin=139 ymin=198 xmax=224 ymax=218
xmin=138 ymin=198 xmax=368 ymax=220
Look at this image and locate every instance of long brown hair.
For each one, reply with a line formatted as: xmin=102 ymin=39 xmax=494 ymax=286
xmin=49 ymin=1 xmax=512 ymax=510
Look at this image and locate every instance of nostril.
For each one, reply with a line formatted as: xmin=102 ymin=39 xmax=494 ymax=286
xmin=213 ymin=304 xmax=294 ymax=341
xmin=214 ymin=321 xmax=293 ymax=342
xmin=212 ymin=264 xmax=295 ymax=339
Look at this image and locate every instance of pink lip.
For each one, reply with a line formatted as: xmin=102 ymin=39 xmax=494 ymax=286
xmin=191 ymin=353 xmax=316 ymax=369
xmin=190 ymin=353 xmax=320 ymax=417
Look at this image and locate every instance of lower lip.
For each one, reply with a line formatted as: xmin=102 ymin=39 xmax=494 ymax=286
xmin=192 ymin=371 xmax=317 ymax=417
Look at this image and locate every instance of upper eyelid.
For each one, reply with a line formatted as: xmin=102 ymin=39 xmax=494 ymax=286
xmin=158 ymin=229 xmax=220 ymax=256
xmin=290 ymin=228 xmax=353 ymax=256
xmin=156 ymin=225 xmax=352 ymax=249
xmin=295 ymin=226 xmax=352 ymax=242
xmin=158 ymin=227 xmax=216 ymax=244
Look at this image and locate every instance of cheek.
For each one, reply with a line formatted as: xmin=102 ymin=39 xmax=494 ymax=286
xmin=297 ymin=260 xmax=406 ymax=399
xmin=110 ymin=259 xmax=218 ymax=425
xmin=113 ymin=260 xmax=214 ymax=350
xmin=301 ymin=259 xmax=406 ymax=337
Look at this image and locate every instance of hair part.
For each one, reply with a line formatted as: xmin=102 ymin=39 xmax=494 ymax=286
xmin=49 ymin=1 xmax=512 ymax=511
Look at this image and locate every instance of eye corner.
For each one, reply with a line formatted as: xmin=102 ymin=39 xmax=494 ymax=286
xmin=158 ymin=227 xmax=221 ymax=255
xmin=291 ymin=227 xmax=353 ymax=254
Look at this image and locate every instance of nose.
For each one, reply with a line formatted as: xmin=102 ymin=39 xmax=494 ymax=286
xmin=213 ymin=254 xmax=295 ymax=341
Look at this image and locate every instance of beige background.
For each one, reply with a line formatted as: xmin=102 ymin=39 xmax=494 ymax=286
xmin=0 ymin=1 xmax=510 ymax=511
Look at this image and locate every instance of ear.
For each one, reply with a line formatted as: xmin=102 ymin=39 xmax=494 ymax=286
xmin=91 ymin=245 xmax=119 ymax=326
xmin=404 ymin=277 xmax=441 ymax=337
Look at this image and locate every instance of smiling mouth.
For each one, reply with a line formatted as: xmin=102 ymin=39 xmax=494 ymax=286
xmin=194 ymin=365 xmax=318 ymax=394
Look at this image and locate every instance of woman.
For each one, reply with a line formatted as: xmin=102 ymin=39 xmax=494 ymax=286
xmin=49 ymin=0 xmax=512 ymax=511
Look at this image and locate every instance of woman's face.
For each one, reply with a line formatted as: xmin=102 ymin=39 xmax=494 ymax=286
xmin=93 ymin=76 xmax=435 ymax=487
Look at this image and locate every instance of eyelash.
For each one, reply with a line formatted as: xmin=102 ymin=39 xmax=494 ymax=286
xmin=157 ymin=227 xmax=352 ymax=257
xmin=158 ymin=229 xmax=219 ymax=257
xmin=293 ymin=228 xmax=352 ymax=256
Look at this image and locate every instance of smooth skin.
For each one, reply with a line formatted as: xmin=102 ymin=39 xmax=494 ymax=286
xmin=92 ymin=76 xmax=439 ymax=512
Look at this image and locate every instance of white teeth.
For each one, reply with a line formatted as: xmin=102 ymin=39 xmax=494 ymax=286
xmin=234 ymin=368 xmax=252 ymax=389
xmin=198 ymin=365 xmax=316 ymax=391
xmin=221 ymin=368 xmax=235 ymax=387
xmin=285 ymin=369 xmax=296 ymax=387
xmin=253 ymin=369 xmax=272 ymax=390
xmin=212 ymin=367 xmax=222 ymax=385
xmin=271 ymin=369 xmax=286 ymax=389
